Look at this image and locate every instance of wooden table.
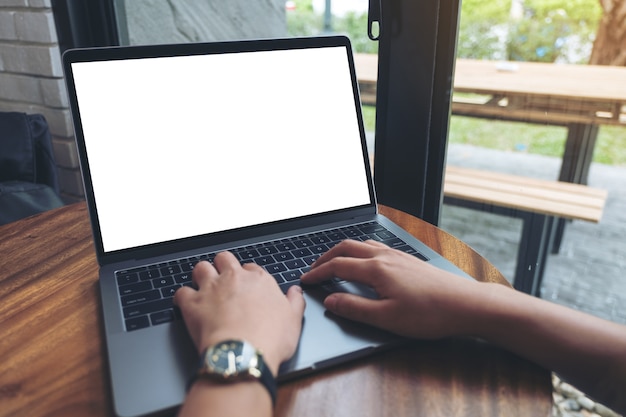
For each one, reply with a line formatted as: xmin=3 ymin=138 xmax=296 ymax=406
xmin=356 ymin=53 xmax=626 ymax=181
xmin=0 ymin=203 xmax=552 ymax=417
xmin=355 ymin=53 xmax=626 ymax=251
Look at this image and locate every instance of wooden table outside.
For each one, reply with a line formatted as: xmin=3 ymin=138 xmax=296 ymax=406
xmin=355 ymin=53 xmax=626 ymax=182
xmin=0 ymin=203 xmax=552 ymax=417
xmin=355 ymin=53 xmax=626 ymax=250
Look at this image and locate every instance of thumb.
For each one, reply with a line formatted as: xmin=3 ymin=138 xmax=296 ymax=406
xmin=286 ymin=285 xmax=306 ymax=319
xmin=323 ymin=293 xmax=385 ymax=327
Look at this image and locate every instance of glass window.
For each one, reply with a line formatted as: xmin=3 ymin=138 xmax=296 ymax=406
xmin=440 ymin=0 xmax=626 ymax=326
xmin=440 ymin=10 xmax=626 ymax=412
xmin=114 ymin=0 xmax=289 ymax=45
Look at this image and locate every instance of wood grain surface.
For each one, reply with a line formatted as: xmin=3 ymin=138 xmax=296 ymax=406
xmin=355 ymin=53 xmax=626 ymax=126
xmin=0 ymin=203 xmax=552 ymax=417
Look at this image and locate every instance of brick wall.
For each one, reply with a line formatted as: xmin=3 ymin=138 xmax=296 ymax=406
xmin=0 ymin=0 xmax=82 ymax=201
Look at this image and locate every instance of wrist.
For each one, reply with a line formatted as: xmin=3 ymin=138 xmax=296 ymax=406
xmin=459 ymin=282 xmax=524 ymax=339
xmin=182 ymin=378 xmax=273 ymax=417
xmin=190 ymin=339 xmax=278 ymax=405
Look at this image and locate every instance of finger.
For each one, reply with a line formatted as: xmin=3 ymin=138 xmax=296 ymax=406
xmin=285 ymin=285 xmax=306 ymax=319
xmin=242 ymin=261 xmax=266 ymax=274
xmin=192 ymin=260 xmax=218 ymax=287
xmin=363 ymin=239 xmax=390 ymax=249
xmin=311 ymin=239 xmax=384 ymax=269
xmin=212 ymin=251 xmax=242 ymax=273
xmin=323 ymin=292 xmax=387 ymax=328
xmin=301 ymin=256 xmax=380 ymax=287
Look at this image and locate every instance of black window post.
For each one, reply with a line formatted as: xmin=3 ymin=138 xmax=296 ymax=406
xmin=373 ymin=0 xmax=461 ymax=225
xmin=51 ymin=0 xmax=120 ymax=52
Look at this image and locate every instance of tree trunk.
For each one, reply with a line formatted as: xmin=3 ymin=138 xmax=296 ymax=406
xmin=589 ymin=0 xmax=626 ymax=65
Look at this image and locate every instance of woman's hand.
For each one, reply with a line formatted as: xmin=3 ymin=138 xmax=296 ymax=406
xmin=174 ymin=251 xmax=306 ymax=375
xmin=301 ymin=239 xmax=481 ymax=340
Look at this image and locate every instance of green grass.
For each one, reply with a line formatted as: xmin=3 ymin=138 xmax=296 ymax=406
xmin=361 ymin=106 xmax=626 ymax=166
xmin=593 ymin=125 xmax=626 ymax=165
xmin=449 ymin=116 xmax=567 ymax=156
xmin=362 ymin=105 xmax=376 ymax=132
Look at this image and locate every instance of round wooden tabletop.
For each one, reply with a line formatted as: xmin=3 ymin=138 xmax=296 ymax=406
xmin=0 ymin=203 xmax=552 ymax=417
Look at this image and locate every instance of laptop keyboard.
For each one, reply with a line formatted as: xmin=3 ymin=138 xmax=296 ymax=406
xmin=116 ymin=221 xmax=429 ymax=332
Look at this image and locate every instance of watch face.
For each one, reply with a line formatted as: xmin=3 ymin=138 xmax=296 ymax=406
xmin=206 ymin=340 xmax=260 ymax=378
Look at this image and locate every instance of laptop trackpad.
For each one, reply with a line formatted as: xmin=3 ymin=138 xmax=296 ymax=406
xmin=278 ymin=280 xmax=396 ymax=379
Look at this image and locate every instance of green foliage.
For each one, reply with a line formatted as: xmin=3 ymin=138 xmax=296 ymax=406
xmin=286 ymin=13 xmax=322 ymax=37
xmin=291 ymin=0 xmax=314 ymax=12
xmin=457 ymin=0 xmax=603 ymax=63
xmin=286 ymin=6 xmax=323 ymax=37
xmin=460 ymin=0 xmax=512 ymax=21
xmin=457 ymin=20 xmax=507 ymax=60
xmin=287 ymin=0 xmax=603 ymax=62
xmin=523 ymin=0 xmax=602 ymax=21
xmin=507 ymin=18 xmax=572 ymax=62
xmin=334 ymin=12 xmax=378 ymax=54
xmin=506 ymin=6 xmax=601 ymax=63
xmin=286 ymin=2 xmax=377 ymax=54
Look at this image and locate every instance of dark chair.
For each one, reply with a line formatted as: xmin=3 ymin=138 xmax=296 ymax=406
xmin=0 ymin=112 xmax=65 ymax=225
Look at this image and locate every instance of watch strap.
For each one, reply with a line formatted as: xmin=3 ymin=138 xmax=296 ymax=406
xmin=187 ymin=343 xmax=277 ymax=405
xmin=257 ymin=361 xmax=277 ymax=405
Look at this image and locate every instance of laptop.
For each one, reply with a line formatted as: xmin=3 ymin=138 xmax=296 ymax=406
xmin=63 ymin=35 xmax=472 ymax=417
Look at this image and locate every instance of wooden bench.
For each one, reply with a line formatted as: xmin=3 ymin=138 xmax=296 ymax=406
xmin=443 ymin=166 xmax=608 ymax=296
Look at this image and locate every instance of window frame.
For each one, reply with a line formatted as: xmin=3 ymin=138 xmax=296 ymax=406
xmin=51 ymin=0 xmax=120 ymax=53
xmin=373 ymin=0 xmax=460 ymax=225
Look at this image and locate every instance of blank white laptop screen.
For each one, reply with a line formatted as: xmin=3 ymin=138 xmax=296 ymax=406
xmin=71 ymin=46 xmax=371 ymax=253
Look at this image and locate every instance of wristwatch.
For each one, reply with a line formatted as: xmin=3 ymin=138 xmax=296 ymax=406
xmin=189 ymin=339 xmax=277 ymax=404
